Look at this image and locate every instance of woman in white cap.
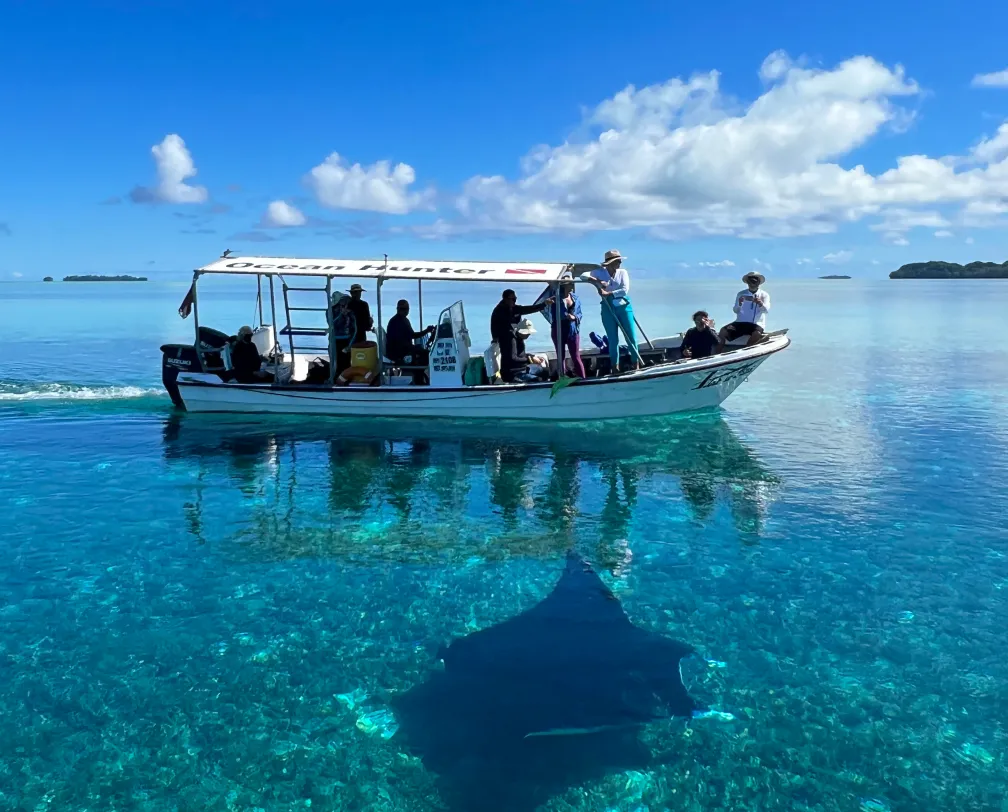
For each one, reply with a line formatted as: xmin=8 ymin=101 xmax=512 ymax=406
xmin=717 ymin=271 xmax=770 ymax=351
xmin=593 ymin=250 xmax=641 ymax=372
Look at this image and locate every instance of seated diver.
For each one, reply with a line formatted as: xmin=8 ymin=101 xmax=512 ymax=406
xmin=679 ymin=310 xmax=719 ymax=359
xmin=511 ymin=318 xmax=549 ymax=383
xmin=385 ymin=299 xmax=435 ymax=365
xmin=230 ymin=325 xmax=274 ymax=383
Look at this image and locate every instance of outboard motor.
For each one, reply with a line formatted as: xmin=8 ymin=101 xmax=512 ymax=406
xmin=160 ymin=326 xmax=233 ymax=409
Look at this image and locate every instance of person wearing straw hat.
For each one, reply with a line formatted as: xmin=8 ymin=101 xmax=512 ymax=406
xmin=592 ymin=249 xmax=641 ymax=373
xmin=718 ymin=271 xmax=771 ymax=351
xmin=346 ymin=283 xmax=374 ymax=346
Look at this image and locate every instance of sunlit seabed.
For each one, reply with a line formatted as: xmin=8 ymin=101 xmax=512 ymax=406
xmin=1 ymin=279 xmax=1007 ymax=810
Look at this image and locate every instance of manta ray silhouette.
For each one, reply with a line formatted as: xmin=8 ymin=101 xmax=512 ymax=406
xmin=390 ymin=552 xmax=704 ymax=812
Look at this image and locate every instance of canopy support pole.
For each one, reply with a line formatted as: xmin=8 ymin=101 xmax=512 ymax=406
xmin=268 ymin=275 xmax=281 ymax=361
xmin=554 ymin=281 xmax=564 ymax=377
xmin=191 ymin=272 xmax=201 ymax=367
xmin=256 ymin=273 xmax=264 ymax=327
xmin=325 ymin=276 xmax=333 ymax=385
xmin=376 ymin=254 xmax=387 ymax=381
xmin=417 ymin=279 xmax=423 ymax=327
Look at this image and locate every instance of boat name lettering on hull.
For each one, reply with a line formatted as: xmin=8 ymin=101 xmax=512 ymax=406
xmin=693 ymin=360 xmax=760 ymax=390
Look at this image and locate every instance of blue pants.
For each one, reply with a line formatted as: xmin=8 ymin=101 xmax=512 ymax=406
xmin=600 ymin=297 xmax=639 ymax=369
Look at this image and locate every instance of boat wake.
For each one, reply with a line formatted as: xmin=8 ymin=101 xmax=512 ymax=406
xmin=0 ymin=379 xmax=167 ymax=403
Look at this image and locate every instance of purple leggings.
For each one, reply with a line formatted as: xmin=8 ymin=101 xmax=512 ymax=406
xmin=553 ymin=331 xmax=586 ymax=378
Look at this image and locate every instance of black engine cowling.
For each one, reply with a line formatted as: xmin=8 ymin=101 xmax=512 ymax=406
xmin=160 ymin=327 xmax=236 ymax=409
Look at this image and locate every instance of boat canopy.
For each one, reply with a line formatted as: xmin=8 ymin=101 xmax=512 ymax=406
xmin=197 ymin=255 xmax=575 ymax=284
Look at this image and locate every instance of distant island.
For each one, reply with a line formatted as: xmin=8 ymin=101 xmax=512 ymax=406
xmin=819 ymin=274 xmax=851 ymax=279
xmin=43 ymin=276 xmax=53 ymax=282
xmin=62 ymin=274 xmax=148 ymax=282
xmin=890 ymin=261 xmax=1008 ymax=279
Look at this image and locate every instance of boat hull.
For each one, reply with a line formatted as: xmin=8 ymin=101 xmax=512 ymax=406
xmin=171 ymin=334 xmax=788 ymax=421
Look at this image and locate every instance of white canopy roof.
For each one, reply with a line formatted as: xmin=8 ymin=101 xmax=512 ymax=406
xmin=197 ymin=255 xmax=574 ymax=284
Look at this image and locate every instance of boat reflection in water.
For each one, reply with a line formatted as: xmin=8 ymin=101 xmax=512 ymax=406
xmin=162 ymin=413 xmax=780 ymax=567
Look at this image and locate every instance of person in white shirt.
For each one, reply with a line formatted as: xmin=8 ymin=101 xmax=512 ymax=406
xmin=718 ymin=271 xmax=770 ymax=351
xmin=590 ymin=249 xmax=642 ymax=372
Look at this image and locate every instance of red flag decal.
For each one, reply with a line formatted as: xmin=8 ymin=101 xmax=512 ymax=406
xmin=505 ymin=268 xmax=547 ymax=275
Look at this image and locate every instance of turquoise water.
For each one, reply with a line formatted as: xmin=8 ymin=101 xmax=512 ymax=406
xmin=1 ymin=278 xmax=1006 ymax=811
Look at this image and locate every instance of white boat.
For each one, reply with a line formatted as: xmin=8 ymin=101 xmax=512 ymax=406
xmin=160 ymin=254 xmax=790 ymax=420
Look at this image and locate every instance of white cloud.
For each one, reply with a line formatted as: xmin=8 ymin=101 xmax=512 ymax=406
xmin=870 ymin=208 xmax=962 ymax=243
xmin=869 ymin=208 xmax=950 ymax=232
xmin=795 ymin=257 xmax=812 ymax=265
xmin=430 ymin=52 xmax=1008 ymax=241
xmin=970 ymin=122 xmax=1008 ymax=165
xmin=698 ymin=260 xmax=735 ymax=267
xmin=823 ymin=250 xmax=853 ymax=264
xmin=12 ymin=272 xmax=23 ymax=278
xmin=759 ymin=50 xmax=794 ymax=83
xmin=263 ymin=200 xmax=306 ymax=227
xmin=132 ymin=134 xmax=208 ymax=204
xmin=934 ymin=229 xmax=953 ymax=238
xmin=676 ymin=262 xmax=690 ymax=268
xmin=971 ymin=69 xmax=1008 ymax=89
xmin=307 ymin=152 xmax=433 ymax=214
xmin=966 ymin=236 xmax=975 ymax=244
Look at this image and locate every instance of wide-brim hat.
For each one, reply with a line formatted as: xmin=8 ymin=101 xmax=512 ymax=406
xmin=516 ymin=318 xmax=536 ymax=335
xmin=602 ymin=249 xmax=625 ymax=266
xmin=350 ymin=283 xmax=364 ymax=292
xmin=742 ymin=271 xmax=766 ymax=284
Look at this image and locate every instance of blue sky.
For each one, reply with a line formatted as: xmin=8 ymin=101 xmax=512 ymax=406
xmin=2 ymin=0 xmax=1007 ymax=279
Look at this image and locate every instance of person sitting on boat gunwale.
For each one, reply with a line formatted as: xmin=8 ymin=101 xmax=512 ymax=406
xmin=591 ymin=249 xmax=641 ymax=373
xmin=347 ymin=283 xmax=374 ymax=345
xmin=718 ymin=272 xmax=770 ymax=351
xmin=680 ymin=311 xmax=719 ymax=360
xmin=230 ymin=325 xmax=275 ymax=384
xmin=385 ymin=299 xmax=435 ymax=365
xmin=491 ymin=288 xmax=552 ymax=383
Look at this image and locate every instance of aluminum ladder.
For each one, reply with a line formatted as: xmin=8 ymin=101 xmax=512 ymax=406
xmin=280 ymin=277 xmax=334 ymax=383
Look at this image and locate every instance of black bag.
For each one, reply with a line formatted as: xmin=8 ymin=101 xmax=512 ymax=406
xmin=306 ymin=358 xmax=330 ymax=384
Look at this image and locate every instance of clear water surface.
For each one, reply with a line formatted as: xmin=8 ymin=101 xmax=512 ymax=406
xmin=0 ymin=277 xmax=1006 ymax=811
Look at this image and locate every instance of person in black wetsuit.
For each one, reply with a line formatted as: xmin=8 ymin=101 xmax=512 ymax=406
xmin=385 ymin=300 xmax=435 ymax=364
xmin=347 ymin=283 xmax=374 ymax=345
xmin=490 ymin=288 xmax=550 ymax=383
xmin=230 ymin=326 xmax=274 ymax=383
xmin=679 ymin=310 xmax=720 ymax=359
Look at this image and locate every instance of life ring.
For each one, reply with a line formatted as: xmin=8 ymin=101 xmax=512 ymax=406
xmin=336 ymin=366 xmax=379 ymax=386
